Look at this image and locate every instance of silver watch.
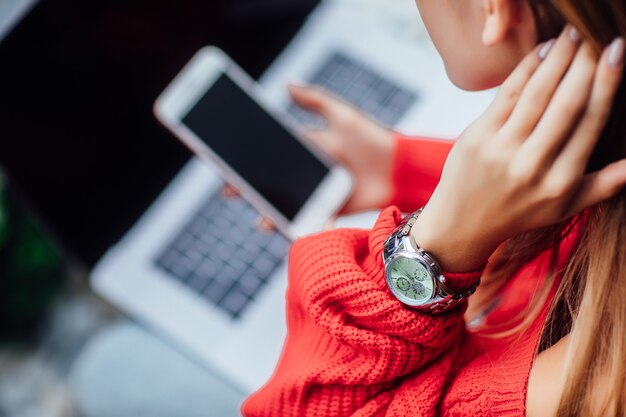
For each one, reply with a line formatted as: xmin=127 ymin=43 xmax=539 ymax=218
xmin=382 ymin=208 xmax=480 ymax=314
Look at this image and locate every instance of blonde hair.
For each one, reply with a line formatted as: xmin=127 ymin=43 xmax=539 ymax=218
xmin=476 ymin=1 xmax=626 ymax=415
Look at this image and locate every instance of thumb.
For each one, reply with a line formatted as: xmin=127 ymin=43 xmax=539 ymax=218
xmin=566 ymin=159 xmax=626 ymax=216
xmin=257 ymin=216 xmax=277 ymax=233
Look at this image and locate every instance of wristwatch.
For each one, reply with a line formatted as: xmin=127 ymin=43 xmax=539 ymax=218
xmin=382 ymin=208 xmax=481 ymax=314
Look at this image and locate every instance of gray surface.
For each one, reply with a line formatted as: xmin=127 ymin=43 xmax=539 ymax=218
xmin=0 ymin=289 xmax=245 ymax=417
xmin=0 ymin=0 xmax=19 ymax=17
xmin=0 ymin=4 xmax=248 ymax=416
xmin=0 ymin=0 xmax=28 ymax=31
xmin=69 ymin=322 xmax=244 ymax=417
xmin=0 ymin=293 xmax=118 ymax=417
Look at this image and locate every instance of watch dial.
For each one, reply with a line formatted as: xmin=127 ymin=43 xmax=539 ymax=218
xmin=388 ymin=257 xmax=434 ymax=304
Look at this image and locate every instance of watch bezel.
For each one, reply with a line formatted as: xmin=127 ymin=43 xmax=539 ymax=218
xmin=384 ymin=251 xmax=438 ymax=307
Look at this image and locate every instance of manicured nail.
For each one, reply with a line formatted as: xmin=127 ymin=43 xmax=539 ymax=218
xmin=608 ymin=37 xmax=625 ymax=67
xmin=568 ymin=26 xmax=582 ymax=43
xmin=538 ymin=39 xmax=556 ymax=60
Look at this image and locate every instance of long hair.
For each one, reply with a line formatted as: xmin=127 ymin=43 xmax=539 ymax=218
xmin=479 ymin=1 xmax=626 ymax=415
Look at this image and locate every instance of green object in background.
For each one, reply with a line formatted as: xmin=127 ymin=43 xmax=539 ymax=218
xmin=0 ymin=174 xmax=67 ymax=342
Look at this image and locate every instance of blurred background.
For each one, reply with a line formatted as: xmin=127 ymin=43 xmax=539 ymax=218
xmin=0 ymin=0 xmax=318 ymax=415
xmin=0 ymin=0 xmax=493 ymax=415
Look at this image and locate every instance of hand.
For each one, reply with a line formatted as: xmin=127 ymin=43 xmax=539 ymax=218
xmin=288 ymin=85 xmax=395 ymax=213
xmin=221 ymin=184 xmax=276 ymax=233
xmin=412 ymin=28 xmax=626 ymax=272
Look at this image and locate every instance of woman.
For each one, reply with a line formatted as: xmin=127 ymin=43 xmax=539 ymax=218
xmin=243 ymin=1 xmax=626 ymax=416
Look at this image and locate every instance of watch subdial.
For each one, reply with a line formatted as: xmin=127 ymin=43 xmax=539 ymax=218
xmin=395 ymin=277 xmax=411 ymax=292
xmin=412 ymin=281 xmax=426 ymax=297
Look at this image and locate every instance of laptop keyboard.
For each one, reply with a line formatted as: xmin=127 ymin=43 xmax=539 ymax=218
xmin=155 ymin=51 xmax=414 ymax=319
xmin=287 ymin=51 xmax=419 ymax=128
xmin=154 ymin=190 xmax=290 ymax=320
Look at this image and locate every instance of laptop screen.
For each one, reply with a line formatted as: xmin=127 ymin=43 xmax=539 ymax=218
xmin=0 ymin=0 xmax=209 ymax=267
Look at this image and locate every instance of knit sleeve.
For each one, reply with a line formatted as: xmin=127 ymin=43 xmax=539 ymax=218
xmin=242 ymin=207 xmax=481 ymax=417
xmin=389 ymin=135 xmax=454 ymax=213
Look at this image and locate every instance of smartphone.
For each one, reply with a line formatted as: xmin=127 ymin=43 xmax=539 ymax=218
xmin=154 ymin=47 xmax=353 ymax=238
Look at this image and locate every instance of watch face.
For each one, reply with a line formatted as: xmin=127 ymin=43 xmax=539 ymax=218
xmin=387 ymin=256 xmax=435 ymax=305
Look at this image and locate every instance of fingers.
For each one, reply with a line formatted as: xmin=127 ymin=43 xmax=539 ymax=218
xmin=521 ymin=43 xmax=597 ymax=165
xmin=554 ymin=38 xmax=625 ymax=173
xmin=501 ymin=26 xmax=582 ymax=140
xmin=288 ymin=84 xmax=342 ymax=118
xmin=221 ymin=185 xmax=277 ymax=233
xmin=257 ymin=217 xmax=277 ymax=233
xmin=486 ymin=42 xmax=544 ymax=126
xmin=565 ymin=159 xmax=626 ymax=217
xmin=221 ymin=183 xmax=240 ymax=198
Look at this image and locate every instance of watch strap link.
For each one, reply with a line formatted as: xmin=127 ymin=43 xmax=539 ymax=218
xmin=427 ymin=277 xmax=481 ymax=314
xmin=394 ymin=208 xmax=423 ymax=239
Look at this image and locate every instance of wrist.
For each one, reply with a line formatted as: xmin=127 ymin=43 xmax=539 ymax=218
xmin=382 ymin=208 xmax=483 ymax=313
xmin=409 ymin=211 xmax=498 ymax=273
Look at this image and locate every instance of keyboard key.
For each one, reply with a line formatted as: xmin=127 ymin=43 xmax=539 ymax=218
xmin=361 ymin=96 xmax=381 ymax=115
xmin=216 ymin=242 xmax=236 ymax=262
xmin=215 ymin=264 xmax=241 ymax=286
xmin=252 ymin=255 xmax=278 ymax=277
xmin=171 ymin=256 xmax=194 ymax=280
xmin=187 ymin=273 xmax=211 ymax=293
xmin=241 ymin=205 xmax=259 ymax=224
xmin=188 ymin=217 xmax=207 ymax=233
xmin=197 ymin=243 xmax=218 ymax=259
xmin=250 ymin=229 xmax=274 ymax=246
xmin=157 ymin=249 xmax=181 ymax=271
xmin=196 ymin=258 xmax=220 ymax=277
xmin=203 ymin=279 xmax=231 ymax=305
xmin=241 ymin=239 xmax=262 ymax=258
xmin=227 ymin=228 xmax=246 ymax=245
xmin=197 ymin=231 xmax=218 ymax=247
xmin=228 ymin=257 xmax=248 ymax=274
xmin=344 ymin=84 xmax=369 ymax=105
xmin=266 ymin=234 xmax=289 ymax=259
xmin=238 ymin=271 xmax=265 ymax=297
xmin=227 ymin=196 xmax=246 ymax=212
xmin=211 ymin=216 xmax=231 ymax=231
xmin=220 ymin=290 xmax=249 ymax=317
xmin=174 ymin=234 xmax=195 ymax=253
xmin=183 ymin=248 xmax=203 ymax=263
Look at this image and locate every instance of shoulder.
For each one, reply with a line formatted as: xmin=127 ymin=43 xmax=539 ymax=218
xmin=525 ymin=334 xmax=569 ymax=417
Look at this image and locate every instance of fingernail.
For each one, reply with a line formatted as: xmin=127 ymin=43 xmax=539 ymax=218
xmin=538 ymin=39 xmax=556 ymax=60
xmin=568 ymin=26 xmax=582 ymax=43
xmin=608 ymin=37 xmax=625 ymax=67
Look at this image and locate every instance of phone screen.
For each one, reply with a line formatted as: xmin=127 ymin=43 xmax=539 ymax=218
xmin=181 ymin=74 xmax=330 ymax=221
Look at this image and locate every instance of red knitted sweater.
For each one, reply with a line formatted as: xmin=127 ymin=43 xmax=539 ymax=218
xmin=242 ymin=136 xmax=568 ymax=417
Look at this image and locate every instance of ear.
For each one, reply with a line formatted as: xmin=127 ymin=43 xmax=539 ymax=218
xmin=481 ymin=0 xmax=522 ymax=46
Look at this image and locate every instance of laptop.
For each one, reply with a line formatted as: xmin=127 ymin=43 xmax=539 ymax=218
xmin=0 ymin=0 xmax=493 ymax=395
xmin=261 ymin=0 xmax=495 ymax=138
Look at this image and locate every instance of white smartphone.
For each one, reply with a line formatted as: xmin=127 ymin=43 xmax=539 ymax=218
xmin=154 ymin=46 xmax=353 ymax=238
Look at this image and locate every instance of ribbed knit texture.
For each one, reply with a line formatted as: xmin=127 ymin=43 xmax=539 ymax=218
xmin=390 ymin=135 xmax=453 ymax=212
xmin=242 ymin=136 xmax=564 ymax=417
